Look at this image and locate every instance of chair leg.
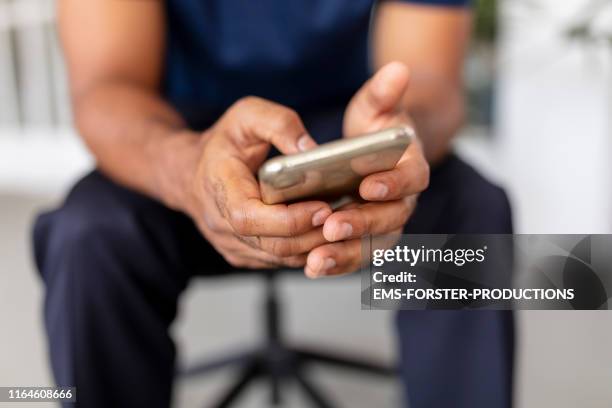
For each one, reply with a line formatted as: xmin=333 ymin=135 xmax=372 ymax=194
xmin=269 ymin=371 xmax=282 ymax=406
xmin=209 ymin=361 xmax=260 ymax=408
xmin=295 ymin=347 xmax=397 ymax=377
xmin=293 ymin=369 xmax=336 ymax=408
xmin=181 ymin=349 xmax=259 ymax=378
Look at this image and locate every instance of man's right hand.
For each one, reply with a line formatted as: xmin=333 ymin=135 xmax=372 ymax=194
xmin=178 ymin=97 xmax=333 ymax=269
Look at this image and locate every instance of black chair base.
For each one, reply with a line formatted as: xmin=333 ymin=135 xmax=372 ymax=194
xmin=182 ymin=343 xmax=396 ymax=408
xmin=181 ymin=271 xmax=397 ymax=408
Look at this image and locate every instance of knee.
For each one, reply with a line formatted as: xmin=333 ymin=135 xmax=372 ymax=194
xmin=462 ymin=182 xmax=513 ymax=233
xmin=37 ymin=215 xmax=126 ymax=302
xmin=33 ymin=174 xmax=143 ymax=297
xmin=444 ymin=157 xmax=514 ymax=234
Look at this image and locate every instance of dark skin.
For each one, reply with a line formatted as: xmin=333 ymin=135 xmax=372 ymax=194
xmin=58 ymin=0 xmax=471 ymax=277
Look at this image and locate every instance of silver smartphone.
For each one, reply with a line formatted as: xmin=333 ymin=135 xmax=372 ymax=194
xmin=258 ymin=126 xmax=414 ymax=205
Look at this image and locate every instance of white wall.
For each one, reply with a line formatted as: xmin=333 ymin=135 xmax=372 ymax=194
xmin=497 ymin=0 xmax=612 ymax=233
xmin=0 ymin=129 xmax=92 ymax=195
xmin=496 ymin=3 xmax=612 ymax=408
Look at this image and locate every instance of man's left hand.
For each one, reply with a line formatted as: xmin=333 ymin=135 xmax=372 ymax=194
xmin=305 ymin=62 xmax=430 ymax=278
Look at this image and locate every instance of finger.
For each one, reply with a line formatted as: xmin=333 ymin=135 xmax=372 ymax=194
xmin=211 ymin=158 xmax=332 ymax=237
xmin=359 ymin=142 xmax=430 ymax=201
xmin=236 ymin=253 xmax=307 ymax=269
xmin=197 ymin=208 xmax=308 ymax=269
xmin=225 ymin=255 xmax=278 ymax=270
xmin=344 ymin=62 xmax=410 ymax=137
xmin=306 ymin=228 xmax=403 ymax=278
xmin=225 ymin=253 xmax=306 ymax=270
xmin=221 ymin=236 xmax=307 ymax=269
xmin=279 ymin=254 xmax=308 ymax=269
xmin=259 ymin=227 xmax=328 ymax=258
xmin=242 ymin=251 xmax=306 ymax=270
xmin=322 ymin=197 xmax=416 ymax=242
xmin=213 ymin=237 xmax=280 ymax=270
xmin=235 ymin=227 xmax=327 ymax=257
xmin=232 ymin=96 xmax=317 ymax=154
xmin=305 ymin=239 xmax=362 ymax=278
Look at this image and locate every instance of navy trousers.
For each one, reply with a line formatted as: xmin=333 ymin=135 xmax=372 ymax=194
xmin=33 ymin=154 xmax=514 ymax=408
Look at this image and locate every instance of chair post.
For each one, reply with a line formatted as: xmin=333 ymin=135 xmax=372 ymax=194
xmin=183 ymin=268 xmax=392 ymax=408
xmin=264 ymin=270 xmax=281 ymax=345
xmin=263 ymin=270 xmax=283 ymax=406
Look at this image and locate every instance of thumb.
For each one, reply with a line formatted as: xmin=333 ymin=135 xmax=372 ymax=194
xmin=345 ymin=62 xmax=410 ymax=134
xmin=229 ymin=97 xmax=318 ymax=156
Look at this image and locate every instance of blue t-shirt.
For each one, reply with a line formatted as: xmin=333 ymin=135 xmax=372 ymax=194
xmin=163 ymin=0 xmax=468 ymax=141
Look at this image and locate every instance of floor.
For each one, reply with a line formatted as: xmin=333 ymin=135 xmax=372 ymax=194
xmin=1 ymin=192 xmax=612 ymax=408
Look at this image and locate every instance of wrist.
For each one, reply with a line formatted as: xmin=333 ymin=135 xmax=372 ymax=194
xmin=152 ymin=129 xmax=207 ymax=212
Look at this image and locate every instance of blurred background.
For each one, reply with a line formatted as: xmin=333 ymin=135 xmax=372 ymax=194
xmin=0 ymin=0 xmax=611 ymax=406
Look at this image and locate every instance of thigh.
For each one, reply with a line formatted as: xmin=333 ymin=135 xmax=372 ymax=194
xmin=405 ymin=154 xmax=513 ymax=234
xmin=33 ymin=170 xmax=232 ymax=285
xmin=32 ymin=170 xmax=232 ymax=407
xmin=397 ymin=155 xmax=514 ymax=408
xmin=396 ymin=310 xmax=514 ymax=408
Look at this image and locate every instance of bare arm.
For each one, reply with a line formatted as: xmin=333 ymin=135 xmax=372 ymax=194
xmin=309 ymin=4 xmax=470 ymax=277
xmin=59 ymin=0 xmax=333 ymax=270
xmin=372 ymin=1 xmax=472 ymax=164
xmin=59 ymin=0 xmax=199 ymax=209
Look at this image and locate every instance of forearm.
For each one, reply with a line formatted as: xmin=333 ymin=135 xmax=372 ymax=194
xmin=402 ymin=74 xmax=465 ymax=164
xmin=73 ymin=80 xmax=202 ymax=211
xmin=372 ymin=1 xmax=471 ymax=165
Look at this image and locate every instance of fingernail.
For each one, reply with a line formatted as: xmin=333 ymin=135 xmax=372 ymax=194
xmin=312 ymin=208 xmax=331 ymax=227
xmin=318 ymin=258 xmax=337 ymax=276
xmin=369 ymin=182 xmax=389 ymax=199
xmin=297 ymin=134 xmax=316 ymax=152
xmin=305 ymin=265 xmax=318 ymax=279
xmin=333 ymin=222 xmax=353 ymax=241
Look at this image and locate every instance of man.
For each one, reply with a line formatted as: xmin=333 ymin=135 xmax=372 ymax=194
xmin=34 ymin=0 xmax=513 ymax=407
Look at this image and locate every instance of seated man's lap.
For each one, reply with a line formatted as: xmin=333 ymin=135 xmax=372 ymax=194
xmin=34 ymin=153 xmax=513 ymax=289
xmin=33 ymin=154 xmax=513 ymax=406
xmin=33 ymin=170 xmax=231 ymax=291
xmin=32 ymin=170 xmax=231 ymax=407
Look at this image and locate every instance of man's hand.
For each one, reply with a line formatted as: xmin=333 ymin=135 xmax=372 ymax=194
xmin=305 ymin=62 xmax=430 ymax=278
xmin=181 ymin=97 xmax=333 ymax=269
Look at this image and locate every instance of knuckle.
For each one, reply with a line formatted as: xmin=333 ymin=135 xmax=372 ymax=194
xmin=353 ymin=209 xmax=368 ymax=232
xmin=397 ymin=198 xmax=415 ymax=225
xmin=384 ymin=176 xmax=398 ymax=195
xmin=266 ymin=238 xmax=294 ymax=258
xmin=348 ymin=259 xmax=361 ymax=274
xmin=347 ymin=247 xmax=363 ymax=272
xmin=204 ymin=213 xmax=224 ymax=233
xmin=273 ymin=109 xmax=300 ymax=132
xmin=234 ymin=95 xmax=260 ymax=111
xmin=398 ymin=208 xmax=411 ymax=225
xmin=407 ymin=194 xmax=418 ymax=211
xmin=236 ymin=234 xmax=262 ymax=250
xmin=286 ymin=213 xmax=300 ymax=236
xmin=281 ymin=208 xmax=300 ymax=236
xmin=417 ymin=161 xmax=430 ymax=191
xmin=369 ymin=214 xmax=380 ymax=233
xmin=224 ymin=254 xmax=246 ymax=268
xmin=283 ymin=256 xmax=306 ymax=268
xmin=228 ymin=207 xmax=250 ymax=235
